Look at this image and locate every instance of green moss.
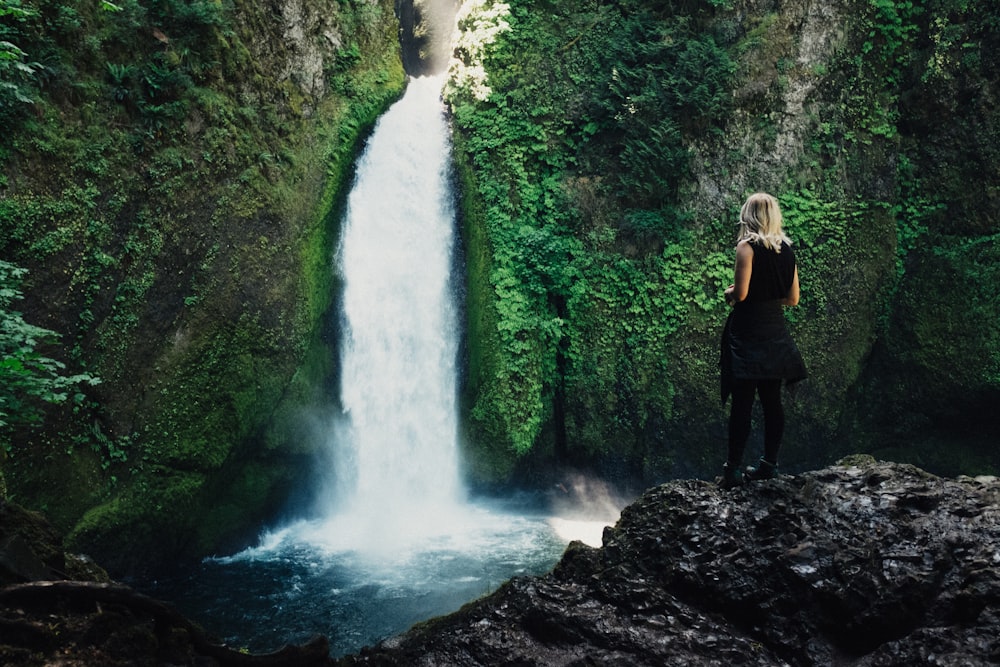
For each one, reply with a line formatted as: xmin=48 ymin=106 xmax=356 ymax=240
xmin=906 ymin=235 xmax=1000 ymax=390
xmin=448 ymin=0 xmax=741 ymax=481
xmin=67 ymin=470 xmax=207 ymax=570
xmin=5 ymin=434 xmax=107 ymax=531
xmin=2 ymin=0 xmax=406 ymax=570
xmin=851 ymin=231 xmax=1000 ymax=452
xmin=7 ymin=0 xmax=999 ymax=567
xmin=778 ymin=192 xmax=898 ymax=434
xmin=448 ymin=0 xmax=999 ymax=485
xmin=453 ymin=130 xmax=521 ymax=483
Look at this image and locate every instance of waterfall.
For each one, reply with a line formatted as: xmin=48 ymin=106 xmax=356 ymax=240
xmin=319 ymin=74 xmax=464 ymax=551
xmin=136 ymin=60 xmax=616 ymax=667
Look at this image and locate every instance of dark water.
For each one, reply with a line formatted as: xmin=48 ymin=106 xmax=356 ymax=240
xmin=137 ymin=503 xmax=580 ymax=657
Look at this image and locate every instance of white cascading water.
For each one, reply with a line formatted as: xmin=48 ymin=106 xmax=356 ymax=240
xmin=338 ymin=74 xmax=461 ymax=513
xmin=144 ymin=74 xmax=623 ymax=659
xmin=311 ymin=74 xmax=468 ymax=553
xmin=299 ymin=74 xmax=620 ymax=556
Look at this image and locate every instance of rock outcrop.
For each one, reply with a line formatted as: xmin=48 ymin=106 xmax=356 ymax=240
xmin=2 ymin=459 xmax=998 ymax=665
xmin=0 ymin=500 xmax=108 ymax=586
xmin=340 ymin=458 xmax=1000 ymax=666
xmin=0 ymin=499 xmax=330 ymax=666
xmin=0 ymin=0 xmax=405 ymax=574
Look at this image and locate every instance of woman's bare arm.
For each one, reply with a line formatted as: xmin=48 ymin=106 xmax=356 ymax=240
xmin=781 ymin=266 xmax=800 ymax=306
xmin=724 ymin=241 xmax=753 ymax=306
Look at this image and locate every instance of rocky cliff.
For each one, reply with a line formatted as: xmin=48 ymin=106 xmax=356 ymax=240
xmin=3 ymin=458 xmax=997 ymax=665
xmin=3 ymin=0 xmax=999 ymax=579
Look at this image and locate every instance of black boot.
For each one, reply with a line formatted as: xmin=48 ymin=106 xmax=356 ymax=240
xmin=745 ymin=457 xmax=778 ymax=481
xmin=719 ymin=462 xmax=744 ymax=489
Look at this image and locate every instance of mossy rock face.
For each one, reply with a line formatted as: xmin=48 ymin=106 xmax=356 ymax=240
xmin=450 ymin=0 xmax=1000 ymax=487
xmin=0 ymin=501 xmax=65 ymax=584
xmin=2 ymin=0 xmax=405 ymax=571
xmin=898 ymin=239 xmax=1000 ymax=405
xmin=67 ymin=471 xmax=207 ymax=574
xmin=843 ymin=236 xmax=1000 ymax=475
xmin=6 ymin=0 xmax=1000 ymax=569
xmin=0 ymin=498 xmax=112 ymax=584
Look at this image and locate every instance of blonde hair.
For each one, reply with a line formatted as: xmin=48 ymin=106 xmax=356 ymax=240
xmin=736 ymin=192 xmax=791 ymax=252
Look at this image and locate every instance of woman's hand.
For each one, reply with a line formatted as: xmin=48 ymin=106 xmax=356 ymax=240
xmin=724 ymin=284 xmax=736 ymax=307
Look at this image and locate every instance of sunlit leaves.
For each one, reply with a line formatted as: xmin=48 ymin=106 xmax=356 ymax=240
xmin=0 ymin=0 xmax=42 ymax=119
xmin=445 ymin=0 xmax=512 ymax=103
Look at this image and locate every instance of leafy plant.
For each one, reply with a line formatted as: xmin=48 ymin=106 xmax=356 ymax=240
xmin=841 ymin=0 xmax=924 ymax=140
xmin=106 ymin=62 xmax=135 ymax=102
xmin=0 ymin=0 xmax=42 ymax=121
xmin=446 ymin=0 xmax=738 ymax=459
xmin=0 ymin=260 xmax=100 ymax=450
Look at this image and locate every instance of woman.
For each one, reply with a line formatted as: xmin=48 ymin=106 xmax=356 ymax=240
xmin=719 ymin=192 xmax=807 ymax=489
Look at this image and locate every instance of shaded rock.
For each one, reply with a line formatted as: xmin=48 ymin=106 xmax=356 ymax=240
xmin=0 ymin=499 xmax=71 ymax=584
xmin=0 ymin=581 xmax=333 ymax=667
xmin=0 ymin=499 xmax=111 ymax=585
xmin=339 ymin=459 xmax=1000 ymax=666
xmin=0 ymin=501 xmax=328 ymax=666
xmin=3 ymin=461 xmax=998 ymax=665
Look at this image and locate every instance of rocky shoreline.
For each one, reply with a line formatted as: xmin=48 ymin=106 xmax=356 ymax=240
xmin=3 ymin=457 xmax=998 ymax=666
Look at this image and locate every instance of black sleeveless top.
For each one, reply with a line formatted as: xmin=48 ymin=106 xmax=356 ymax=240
xmin=730 ymin=241 xmax=797 ymax=339
xmin=744 ymin=241 xmax=796 ymax=302
xmin=720 ymin=241 xmax=807 ymax=402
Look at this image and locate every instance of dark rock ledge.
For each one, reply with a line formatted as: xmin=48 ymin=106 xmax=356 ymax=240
xmin=341 ymin=457 xmax=1000 ymax=666
xmin=2 ymin=458 xmax=999 ymax=666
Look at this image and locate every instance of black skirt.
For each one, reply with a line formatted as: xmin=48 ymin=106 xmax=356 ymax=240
xmin=720 ymin=302 xmax=807 ymax=404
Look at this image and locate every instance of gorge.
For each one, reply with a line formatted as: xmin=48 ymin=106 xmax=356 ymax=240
xmin=137 ymin=71 xmax=580 ymax=658
xmin=0 ymin=0 xmax=998 ymax=657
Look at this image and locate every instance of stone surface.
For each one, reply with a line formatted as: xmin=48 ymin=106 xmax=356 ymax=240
xmin=338 ymin=458 xmax=1000 ymax=666
xmin=2 ymin=459 xmax=998 ymax=665
xmin=0 ymin=500 xmax=68 ymax=585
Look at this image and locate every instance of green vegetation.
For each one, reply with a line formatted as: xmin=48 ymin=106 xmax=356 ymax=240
xmin=447 ymin=0 xmax=738 ymax=477
xmin=0 ymin=260 xmax=99 ymax=450
xmin=2 ymin=0 xmax=997 ymax=567
xmin=448 ymin=0 xmax=999 ymax=483
xmin=1 ymin=0 xmax=404 ymax=569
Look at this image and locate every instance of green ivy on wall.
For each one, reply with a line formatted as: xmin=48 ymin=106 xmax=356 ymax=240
xmin=447 ymin=0 xmax=737 ymax=474
xmin=449 ymin=0 xmax=999 ymax=483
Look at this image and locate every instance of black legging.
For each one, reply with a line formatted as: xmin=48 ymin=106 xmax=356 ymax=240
xmin=728 ymin=378 xmax=783 ymax=466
